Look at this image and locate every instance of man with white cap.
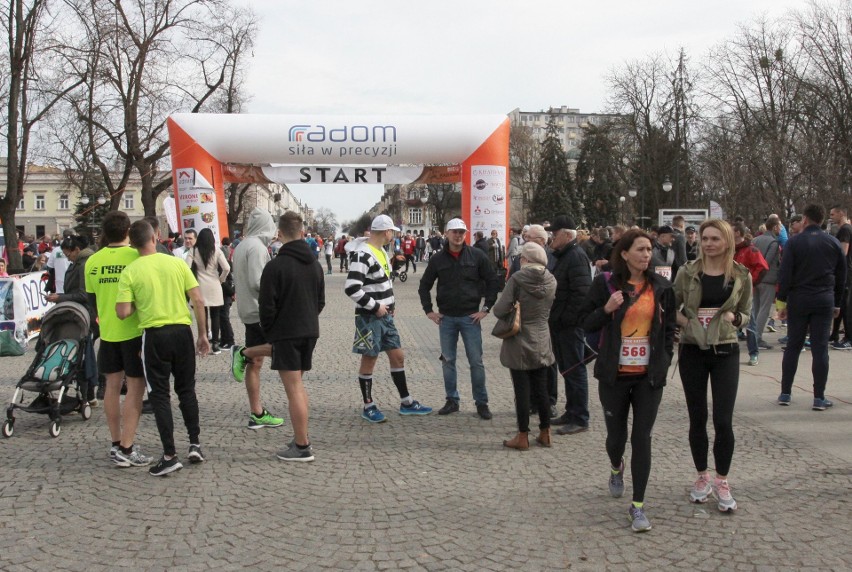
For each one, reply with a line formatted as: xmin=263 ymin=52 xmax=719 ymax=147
xmin=344 ymin=215 xmax=433 ymax=423
xmin=419 ymin=218 xmax=499 ymax=419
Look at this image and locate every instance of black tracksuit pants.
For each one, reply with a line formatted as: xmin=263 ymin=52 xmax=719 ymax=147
xmin=142 ymin=324 xmax=200 ymax=457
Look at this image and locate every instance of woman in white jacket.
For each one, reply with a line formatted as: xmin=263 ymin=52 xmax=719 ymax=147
xmin=190 ymin=228 xmax=230 ymax=354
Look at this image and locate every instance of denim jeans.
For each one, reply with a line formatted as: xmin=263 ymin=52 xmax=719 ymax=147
xmin=552 ymin=326 xmax=589 ymax=426
xmin=439 ymin=315 xmax=488 ymax=404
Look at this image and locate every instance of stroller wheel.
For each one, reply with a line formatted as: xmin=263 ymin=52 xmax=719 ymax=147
xmin=49 ymin=421 xmax=61 ymax=438
xmin=399 ymin=272 xmax=408 ymax=283
xmin=81 ymin=403 xmax=92 ymax=421
xmin=1 ymin=421 xmax=12 ymax=438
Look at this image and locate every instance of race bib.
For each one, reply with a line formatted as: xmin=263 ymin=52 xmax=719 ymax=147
xmin=654 ymin=266 xmax=672 ymax=280
xmin=697 ymin=307 xmax=717 ymax=329
xmin=619 ymin=336 xmax=650 ymax=366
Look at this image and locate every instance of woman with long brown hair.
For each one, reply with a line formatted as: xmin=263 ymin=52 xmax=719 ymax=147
xmin=673 ymin=219 xmax=752 ymax=513
xmin=581 ymin=229 xmax=676 ymax=532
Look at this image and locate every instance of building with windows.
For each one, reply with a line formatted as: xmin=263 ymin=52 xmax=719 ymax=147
xmin=508 ymin=105 xmax=619 ymax=159
xmin=3 ymin=160 xmax=308 ymax=240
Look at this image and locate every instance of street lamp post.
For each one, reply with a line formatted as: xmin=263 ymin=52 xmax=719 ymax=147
xmin=80 ymin=193 xmax=107 ymax=238
xmin=662 ymin=177 xmax=673 ymax=215
xmin=619 ymin=196 xmax=626 ymax=225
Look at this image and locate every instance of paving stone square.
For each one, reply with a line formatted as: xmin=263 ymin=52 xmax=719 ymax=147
xmin=1 ymin=274 xmax=851 ymax=570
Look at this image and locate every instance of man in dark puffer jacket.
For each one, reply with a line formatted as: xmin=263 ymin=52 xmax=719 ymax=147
xmin=546 ymin=215 xmax=593 ymax=435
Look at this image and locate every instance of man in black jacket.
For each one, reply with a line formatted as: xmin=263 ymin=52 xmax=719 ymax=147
xmin=259 ymin=212 xmax=325 ymax=462
xmin=546 ymin=215 xmax=593 ymax=435
xmin=419 ymin=218 xmax=498 ymax=419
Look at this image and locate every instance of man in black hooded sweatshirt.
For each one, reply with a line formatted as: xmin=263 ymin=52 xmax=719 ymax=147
xmin=259 ymin=211 xmax=326 ymax=462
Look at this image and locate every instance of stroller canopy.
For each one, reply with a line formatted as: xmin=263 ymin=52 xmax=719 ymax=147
xmin=39 ymin=302 xmax=91 ymax=345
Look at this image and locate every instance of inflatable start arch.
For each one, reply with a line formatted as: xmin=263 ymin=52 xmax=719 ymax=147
xmin=166 ymin=114 xmax=510 ymax=243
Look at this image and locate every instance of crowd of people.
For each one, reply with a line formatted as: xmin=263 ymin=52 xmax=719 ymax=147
xmin=14 ymin=201 xmax=848 ymax=534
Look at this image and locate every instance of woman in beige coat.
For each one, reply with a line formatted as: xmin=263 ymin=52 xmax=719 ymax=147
xmin=189 ymin=228 xmax=230 ymax=355
xmin=492 ymin=242 xmax=557 ymax=450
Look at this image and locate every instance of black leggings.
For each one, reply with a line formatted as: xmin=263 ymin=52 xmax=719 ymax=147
xmin=679 ymin=343 xmax=739 ymax=476
xmin=206 ymin=306 xmax=221 ymax=344
xmin=510 ymin=367 xmax=550 ymax=433
xmin=598 ymin=377 xmax=663 ymax=503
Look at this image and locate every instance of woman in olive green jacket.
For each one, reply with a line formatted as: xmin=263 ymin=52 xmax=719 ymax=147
xmin=673 ymin=219 xmax=752 ymax=514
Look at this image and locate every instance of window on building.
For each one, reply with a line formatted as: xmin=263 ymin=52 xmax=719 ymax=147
xmin=58 ymin=194 xmax=70 ymax=210
xmin=124 ymin=192 xmax=134 ymax=210
xmin=36 ymin=225 xmax=45 ymax=239
xmin=409 ymin=208 xmax=423 ymax=225
xmin=35 ymin=194 xmax=45 ymax=210
xmin=17 ymin=197 xmax=24 ymax=210
xmin=408 ymin=189 xmax=418 ymax=200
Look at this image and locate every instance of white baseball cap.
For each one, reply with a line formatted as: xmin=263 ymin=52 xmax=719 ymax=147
xmin=446 ymin=218 xmax=468 ymax=232
xmin=371 ymin=214 xmax=400 ymax=232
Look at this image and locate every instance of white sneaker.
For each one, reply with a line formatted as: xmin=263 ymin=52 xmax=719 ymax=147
xmin=690 ymin=472 xmax=712 ymax=503
xmin=712 ymin=477 xmax=737 ymax=512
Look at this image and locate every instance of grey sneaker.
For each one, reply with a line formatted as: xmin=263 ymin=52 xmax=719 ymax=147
xmin=628 ymin=505 xmax=652 ymax=532
xmin=109 ymin=445 xmax=119 ymax=461
xmin=187 ymin=444 xmax=205 ymax=464
xmin=690 ymin=472 xmax=712 ymax=503
xmin=609 ymin=458 xmax=625 ymax=498
xmin=113 ymin=447 xmax=153 ymax=468
xmin=276 ymin=441 xmax=315 ymax=462
xmin=712 ymin=477 xmax=737 ymax=512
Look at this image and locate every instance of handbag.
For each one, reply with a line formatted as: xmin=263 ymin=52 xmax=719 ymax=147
xmin=491 ymin=302 xmax=521 ymax=339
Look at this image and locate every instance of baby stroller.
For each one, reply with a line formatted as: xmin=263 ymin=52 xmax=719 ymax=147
xmin=390 ymin=254 xmax=408 ymax=283
xmin=3 ymin=301 xmax=93 ymax=438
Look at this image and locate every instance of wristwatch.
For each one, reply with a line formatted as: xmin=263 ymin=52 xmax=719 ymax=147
xmin=481 ymin=306 xmax=491 ymax=313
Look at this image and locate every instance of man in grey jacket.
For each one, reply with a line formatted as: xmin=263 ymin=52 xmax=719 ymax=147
xmin=747 ymin=219 xmax=782 ymax=365
xmin=229 ymin=208 xmax=285 ymax=430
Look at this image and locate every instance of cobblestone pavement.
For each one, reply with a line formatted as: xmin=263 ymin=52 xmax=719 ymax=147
xmin=1 ymin=273 xmax=851 ymax=571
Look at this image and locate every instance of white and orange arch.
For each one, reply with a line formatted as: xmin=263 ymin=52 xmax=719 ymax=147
xmin=166 ymin=114 xmax=510 ymax=243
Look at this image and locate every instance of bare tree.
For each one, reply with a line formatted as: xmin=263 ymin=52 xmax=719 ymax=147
xmin=703 ymin=18 xmax=807 ymax=217
xmin=64 ymin=0 xmax=257 ymax=216
xmin=426 ymin=183 xmax=459 ymax=232
xmin=793 ymin=1 xmax=852 ymax=195
xmin=508 ymin=124 xmax=539 ymax=226
xmin=1 ymin=0 xmax=86 ymax=268
xmin=311 ymin=207 xmax=337 ymax=237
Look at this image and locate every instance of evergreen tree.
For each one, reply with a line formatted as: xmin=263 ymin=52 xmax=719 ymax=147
xmin=529 ymin=114 xmax=576 ymax=224
xmin=575 ymin=123 xmax=623 ymax=227
xmin=72 ymin=175 xmax=111 ymax=240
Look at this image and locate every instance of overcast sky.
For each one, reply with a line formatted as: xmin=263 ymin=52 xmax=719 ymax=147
xmin=234 ymin=0 xmax=813 ymax=225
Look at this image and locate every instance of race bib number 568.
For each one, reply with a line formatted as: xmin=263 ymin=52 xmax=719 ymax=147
xmin=619 ymin=336 xmax=650 ymax=366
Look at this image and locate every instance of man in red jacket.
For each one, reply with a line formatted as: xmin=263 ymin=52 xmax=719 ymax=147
xmin=402 ymin=230 xmax=417 ymax=273
xmin=733 ymin=223 xmax=769 ymax=285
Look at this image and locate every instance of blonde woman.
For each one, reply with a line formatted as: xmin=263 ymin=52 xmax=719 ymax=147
xmin=673 ymin=219 xmax=752 ymax=512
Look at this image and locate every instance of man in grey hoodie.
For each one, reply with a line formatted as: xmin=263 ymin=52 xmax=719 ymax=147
xmin=229 ymin=207 xmax=285 ymax=430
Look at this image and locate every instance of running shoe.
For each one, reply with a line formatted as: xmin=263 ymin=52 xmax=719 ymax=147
xmin=812 ymin=398 xmax=834 ymax=411
xmin=778 ymin=335 xmax=789 ymax=344
xmin=757 ymin=341 xmax=773 ymax=350
xmin=748 ymin=354 xmax=759 ymax=366
xmin=361 ymin=404 xmax=386 ymax=423
xmin=399 ymin=400 xmax=432 ymax=415
xmin=187 ymin=444 xmax=205 ymax=464
xmin=276 ymin=441 xmax=315 ymax=462
xmin=627 ymin=505 xmax=652 ymax=532
xmin=830 ymin=340 xmax=852 ymax=350
xmin=609 ymin=458 xmax=625 ymax=498
xmin=778 ymin=393 xmax=791 ymax=406
xmin=149 ymin=456 xmax=183 ymax=476
xmin=690 ymin=472 xmax=712 ymax=503
xmin=211 ymin=343 xmax=222 ymax=355
xmin=248 ymin=409 xmax=285 ymax=429
xmin=114 ymin=447 xmax=153 ymax=468
xmin=712 ymin=477 xmax=737 ymax=512
xmin=766 ymin=322 xmax=778 ymax=333
xmin=110 ymin=445 xmax=119 ymax=461
xmin=230 ymin=345 xmax=248 ymax=382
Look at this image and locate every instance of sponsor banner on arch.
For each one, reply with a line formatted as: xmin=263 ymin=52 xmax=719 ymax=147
xmin=469 ymin=165 xmax=507 ymax=237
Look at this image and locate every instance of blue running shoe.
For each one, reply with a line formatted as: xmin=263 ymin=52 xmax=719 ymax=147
xmin=778 ymin=393 xmax=791 ymax=406
xmin=361 ymin=405 xmax=387 ymax=423
xmin=399 ymin=400 xmax=432 ymax=415
xmin=812 ymin=398 xmax=834 ymax=411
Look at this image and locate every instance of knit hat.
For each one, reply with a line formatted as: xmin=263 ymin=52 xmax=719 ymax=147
xmin=520 ymin=242 xmax=548 ymax=266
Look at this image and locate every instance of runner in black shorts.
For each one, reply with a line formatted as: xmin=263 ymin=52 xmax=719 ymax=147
xmin=85 ymin=211 xmax=152 ymax=468
xmin=258 ymin=212 xmax=325 ymax=462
